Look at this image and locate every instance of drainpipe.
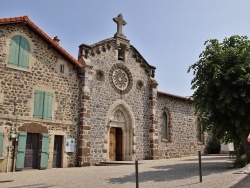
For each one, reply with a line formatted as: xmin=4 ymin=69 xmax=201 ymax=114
xmin=6 ymin=136 xmax=10 ymax=173
xmin=12 ymin=98 xmax=18 ymax=172
xmin=12 ymin=137 xmax=16 ymax=172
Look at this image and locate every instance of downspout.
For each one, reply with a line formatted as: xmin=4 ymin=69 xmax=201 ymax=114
xmin=11 ymin=114 xmax=18 ymax=172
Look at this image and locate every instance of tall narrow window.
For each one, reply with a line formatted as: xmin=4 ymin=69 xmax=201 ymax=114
xmin=9 ymin=35 xmax=30 ymax=68
xmin=60 ymin=65 xmax=64 ymax=73
xmin=33 ymin=91 xmax=53 ymax=119
xmin=197 ymin=119 xmax=204 ymax=143
xmin=162 ymin=112 xmax=169 ymax=140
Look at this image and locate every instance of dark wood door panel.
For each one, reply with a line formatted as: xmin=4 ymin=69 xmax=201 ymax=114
xmin=116 ymin=128 xmax=123 ymax=161
xmin=24 ymin=133 xmax=39 ymax=169
xmin=53 ymin=135 xmax=62 ymax=168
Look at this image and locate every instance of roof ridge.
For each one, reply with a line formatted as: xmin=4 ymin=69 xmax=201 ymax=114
xmin=157 ymin=91 xmax=193 ymax=101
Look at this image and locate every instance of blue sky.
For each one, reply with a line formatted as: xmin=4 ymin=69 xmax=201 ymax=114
xmin=2 ymin=1 xmax=250 ymax=97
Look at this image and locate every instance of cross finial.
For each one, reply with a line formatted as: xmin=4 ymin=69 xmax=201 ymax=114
xmin=113 ymin=14 xmax=127 ymax=38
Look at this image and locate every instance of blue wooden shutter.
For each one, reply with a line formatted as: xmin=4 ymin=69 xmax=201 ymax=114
xmin=40 ymin=133 xmax=50 ymax=170
xmin=0 ymin=132 xmax=4 ymax=157
xmin=34 ymin=91 xmax=44 ymax=118
xmin=9 ymin=35 xmax=20 ymax=66
xmin=19 ymin=36 xmax=30 ymax=68
xmin=16 ymin=132 xmax=27 ymax=171
xmin=43 ymin=92 xmax=53 ymax=119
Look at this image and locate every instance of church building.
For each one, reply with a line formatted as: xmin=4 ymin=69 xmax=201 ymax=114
xmin=0 ymin=14 xmax=205 ymax=172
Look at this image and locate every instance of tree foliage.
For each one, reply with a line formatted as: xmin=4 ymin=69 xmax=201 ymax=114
xmin=188 ymin=35 xmax=250 ymax=145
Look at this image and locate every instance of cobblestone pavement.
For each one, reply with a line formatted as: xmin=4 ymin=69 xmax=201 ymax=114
xmin=0 ymin=155 xmax=249 ymax=188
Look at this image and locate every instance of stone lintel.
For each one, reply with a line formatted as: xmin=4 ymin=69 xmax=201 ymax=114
xmin=19 ymin=123 xmax=48 ymax=133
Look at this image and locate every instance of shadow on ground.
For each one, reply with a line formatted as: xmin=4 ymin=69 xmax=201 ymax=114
xmin=108 ymin=156 xmax=233 ymax=185
xmin=6 ymin=183 xmax=54 ymax=188
xmin=181 ymin=155 xmax=230 ymax=162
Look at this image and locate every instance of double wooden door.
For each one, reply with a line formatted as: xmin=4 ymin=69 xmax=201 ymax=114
xmin=109 ymin=127 xmax=123 ymax=161
xmin=24 ymin=133 xmax=39 ymax=169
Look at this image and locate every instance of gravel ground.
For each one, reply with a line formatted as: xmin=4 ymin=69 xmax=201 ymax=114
xmin=0 ymin=155 xmax=249 ymax=188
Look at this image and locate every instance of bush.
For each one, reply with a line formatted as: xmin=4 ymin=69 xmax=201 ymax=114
xmin=233 ymin=154 xmax=247 ymax=168
xmin=206 ymin=137 xmax=221 ymax=154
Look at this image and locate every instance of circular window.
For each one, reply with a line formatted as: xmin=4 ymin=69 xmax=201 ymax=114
xmin=112 ymin=69 xmax=129 ymax=90
xmin=109 ymin=64 xmax=133 ymax=94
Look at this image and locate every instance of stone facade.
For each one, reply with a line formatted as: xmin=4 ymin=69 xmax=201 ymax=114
xmin=0 ymin=19 xmax=81 ymax=172
xmin=156 ymin=93 xmax=204 ymax=158
xmin=78 ymin=38 xmax=155 ymax=164
xmin=0 ymin=15 xmax=206 ymax=172
xmin=76 ymin=14 xmax=206 ymax=165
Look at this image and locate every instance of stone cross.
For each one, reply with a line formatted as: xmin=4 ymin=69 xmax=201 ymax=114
xmin=113 ymin=14 xmax=127 ymax=38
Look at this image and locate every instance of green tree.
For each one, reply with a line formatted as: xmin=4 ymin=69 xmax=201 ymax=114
xmin=188 ymin=35 xmax=250 ymax=162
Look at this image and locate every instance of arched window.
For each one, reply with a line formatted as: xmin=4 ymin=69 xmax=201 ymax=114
xmin=162 ymin=111 xmax=169 ymax=140
xmin=9 ymin=35 xmax=30 ymax=68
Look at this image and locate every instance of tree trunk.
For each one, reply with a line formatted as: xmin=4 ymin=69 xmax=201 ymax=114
xmin=241 ymin=132 xmax=250 ymax=163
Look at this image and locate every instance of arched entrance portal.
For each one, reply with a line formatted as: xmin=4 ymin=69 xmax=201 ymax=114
xmin=106 ymin=101 xmax=135 ymax=161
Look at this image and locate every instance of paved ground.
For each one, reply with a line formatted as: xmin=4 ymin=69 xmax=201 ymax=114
xmin=0 ymin=155 xmax=249 ymax=188
xmin=232 ymin=174 xmax=250 ymax=188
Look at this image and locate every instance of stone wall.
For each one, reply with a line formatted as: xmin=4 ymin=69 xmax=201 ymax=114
xmin=156 ymin=95 xmax=205 ymax=159
xmin=0 ymin=18 xmax=206 ymax=171
xmin=79 ymin=40 xmax=154 ymax=164
xmin=0 ymin=23 xmax=80 ymax=171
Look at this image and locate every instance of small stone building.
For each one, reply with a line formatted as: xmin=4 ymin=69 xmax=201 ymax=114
xmin=0 ymin=15 xmax=205 ymax=172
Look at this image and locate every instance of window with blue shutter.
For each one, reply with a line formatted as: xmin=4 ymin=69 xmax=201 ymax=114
xmin=0 ymin=132 xmax=4 ymax=157
xmin=9 ymin=35 xmax=30 ymax=68
xmin=43 ymin=92 xmax=53 ymax=119
xmin=33 ymin=91 xmax=53 ymax=119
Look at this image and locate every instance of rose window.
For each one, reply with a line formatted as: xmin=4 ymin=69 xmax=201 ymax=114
xmin=112 ymin=69 xmax=129 ymax=90
xmin=109 ymin=64 xmax=133 ymax=94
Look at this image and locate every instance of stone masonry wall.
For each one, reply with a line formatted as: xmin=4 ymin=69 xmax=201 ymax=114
xmin=0 ymin=23 xmax=80 ymax=171
xmin=81 ymin=40 xmax=152 ymax=164
xmin=156 ymin=95 xmax=205 ymax=159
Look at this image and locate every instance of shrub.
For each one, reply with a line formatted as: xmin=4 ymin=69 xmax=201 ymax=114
xmin=206 ymin=137 xmax=221 ymax=154
xmin=233 ymin=154 xmax=247 ymax=168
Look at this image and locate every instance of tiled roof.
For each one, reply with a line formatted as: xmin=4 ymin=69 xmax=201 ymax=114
xmin=157 ymin=91 xmax=193 ymax=102
xmin=0 ymin=16 xmax=83 ymax=68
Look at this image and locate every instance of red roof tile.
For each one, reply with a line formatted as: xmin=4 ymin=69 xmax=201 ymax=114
xmin=0 ymin=16 xmax=83 ymax=68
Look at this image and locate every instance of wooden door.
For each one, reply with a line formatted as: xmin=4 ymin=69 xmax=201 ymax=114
xmin=24 ymin=133 xmax=39 ymax=169
xmin=53 ymin=135 xmax=62 ymax=168
xmin=109 ymin=127 xmax=116 ymax=161
xmin=116 ymin=128 xmax=123 ymax=161
xmin=109 ymin=127 xmax=123 ymax=161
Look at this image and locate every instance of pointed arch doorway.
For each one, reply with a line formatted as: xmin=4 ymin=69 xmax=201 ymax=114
xmin=107 ymin=102 xmax=135 ymax=161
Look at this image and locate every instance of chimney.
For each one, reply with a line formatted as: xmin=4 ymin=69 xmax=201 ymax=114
xmin=53 ymin=36 xmax=60 ymax=44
